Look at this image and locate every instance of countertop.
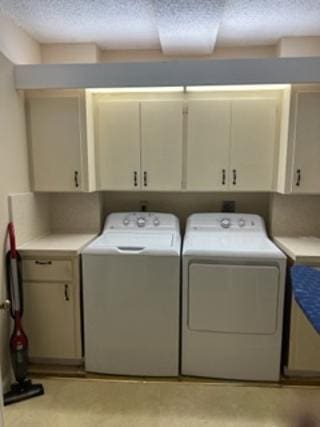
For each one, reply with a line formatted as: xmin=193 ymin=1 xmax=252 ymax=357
xmin=18 ymin=233 xmax=98 ymax=257
xmin=273 ymin=236 xmax=320 ymax=264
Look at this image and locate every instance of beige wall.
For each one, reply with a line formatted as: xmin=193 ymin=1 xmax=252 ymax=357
xmin=270 ymin=194 xmax=320 ymax=237
xmin=100 ymin=45 xmax=277 ymax=63
xmin=41 ymin=43 xmax=100 ymax=64
xmin=0 ymin=14 xmax=41 ymax=64
xmin=0 ymin=52 xmax=32 ymax=390
xmin=39 ymin=43 xmax=277 ymax=64
xmin=277 ymin=37 xmax=320 ymax=58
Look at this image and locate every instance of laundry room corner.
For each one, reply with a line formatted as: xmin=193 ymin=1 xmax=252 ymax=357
xmin=0 ymin=53 xmax=34 ymax=393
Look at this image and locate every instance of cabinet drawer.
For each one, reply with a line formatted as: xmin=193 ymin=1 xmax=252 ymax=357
xmin=22 ymin=259 xmax=73 ymax=282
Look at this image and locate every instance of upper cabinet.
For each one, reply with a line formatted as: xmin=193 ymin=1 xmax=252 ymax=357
xmin=26 ymin=87 xmax=292 ymax=194
xmin=96 ymin=101 xmax=141 ymax=190
xmin=95 ymin=98 xmax=184 ymax=191
xmin=186 ymin=95 xmax=279 ymax=191
xmin=140 ymin=101 xmax=183 ymax=191
xmin=230 ymin=99 xmax=277 ymax=191
xmin=26 ymin=90 xmax=96 ymax=192
xmin=186 ymin=100 xmax=231 ymax=191
xmin=288 ymin=89 xmax=320 ymax=194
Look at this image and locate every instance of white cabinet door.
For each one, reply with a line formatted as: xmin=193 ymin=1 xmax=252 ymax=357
xmin=0 ymin=368 xmax=3 ymax=424
xmin=186 ymin=100 xmax=231 ymax=190
xmin=23 ymin=282 xmax=77 ymax=360
xmin=28 ymin=95 xmax=83 ymax=192
xmin=96 ymin=101 xmax=141 ymax=190
xmin=291 ymin=92 xmax=320 ymax=193
xmin=230 ymin=99 xmax=277 ymax=191
xmin=141 ymin=101 xmax=183 ymax=191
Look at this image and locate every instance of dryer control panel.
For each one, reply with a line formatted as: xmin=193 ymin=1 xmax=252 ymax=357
xmin=103 ymin=212 xmax=180 ymax=231
xmin=187 ymin=213 xmax=266 ymax=232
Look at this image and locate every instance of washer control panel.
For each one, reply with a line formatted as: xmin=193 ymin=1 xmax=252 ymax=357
xmin=104 ymin=212 xmax=179 ymax=231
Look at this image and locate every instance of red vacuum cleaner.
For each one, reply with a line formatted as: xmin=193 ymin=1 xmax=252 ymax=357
xmin=3 ymin=222 xmax=44 ymax=405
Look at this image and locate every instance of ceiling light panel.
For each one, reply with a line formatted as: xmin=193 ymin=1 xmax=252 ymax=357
xmin=153 ymin=0 xmax=226 ymax=55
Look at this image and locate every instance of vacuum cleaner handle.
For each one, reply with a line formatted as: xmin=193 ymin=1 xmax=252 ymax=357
xmin=6 ymin=223 xmax=24 ymax=317
xmin=8 ymin=222 xmax=17 ymax=258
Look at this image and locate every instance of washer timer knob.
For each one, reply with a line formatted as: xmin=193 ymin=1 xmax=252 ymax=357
xmin=239 ymin=218 xmax=246 ymax=227
xmin=123 ymin=218 xmax=130 ymax=226
xmin=153 ymin=217 xmax=160 ymax=226
xmin=220 ymin=218 xmax=231 ymax=228
xmin=136 ymin=217 xmax=146 ymax=227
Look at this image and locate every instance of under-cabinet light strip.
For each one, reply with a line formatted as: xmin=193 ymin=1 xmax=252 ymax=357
xmin=88 ymin=86 xmax=184 ymax=93
xmin=186 ymin=84 xmax=290 ymax=92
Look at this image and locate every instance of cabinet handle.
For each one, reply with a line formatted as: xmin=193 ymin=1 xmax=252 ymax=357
xmin=222 ymin=169 xmax=226 ymax=185
xmin=133 ymin=171 xmax=138 ymax=187
xmin=143 ymin=171 xmax=148 ymax=187
xmin=232 ymin=169 xmax=237 ymax=185
xmin=35 ymin=260 xmax=52 ymax=265
xmin=296 ymin=169 xmax=301 ymax=187
xmin=74 ymin=171 xmax=79 ymax=188
xmin=64 ymin=284 xmax=70 ymax=302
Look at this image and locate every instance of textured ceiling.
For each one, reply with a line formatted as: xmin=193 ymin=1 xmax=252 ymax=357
xmin=1 ymin=0 xmax=320 ymax=54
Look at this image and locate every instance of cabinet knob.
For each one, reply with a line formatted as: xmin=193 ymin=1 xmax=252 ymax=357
xmin=222 ymin=169 xmax=226 ymax=185
xmin=0 ymin=299 xmax=11 ymax=311
xmin=232 ymin=169 xmax=237 ymax=185
xmin=133 ymin=171 xmax=138 ymax=187
xmin=296 ymin=169 xmax=301 ymax=187
xmin=143 ymin=171 xmax=148 ymax=187
xmin=74 ymin=171 xmax=79 ymax=188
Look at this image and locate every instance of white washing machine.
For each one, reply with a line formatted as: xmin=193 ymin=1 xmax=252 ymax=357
xmin=182 ymin=213 xmax=286 ymax=381
xmin=82 ymin=212 xmax=181 ymax=376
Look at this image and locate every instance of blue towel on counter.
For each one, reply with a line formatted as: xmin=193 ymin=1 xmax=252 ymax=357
xmin=290 ymin=265 xmax=320 ymax=334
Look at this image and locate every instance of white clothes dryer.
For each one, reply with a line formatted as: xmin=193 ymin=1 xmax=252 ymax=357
xmin=82 ymin=212 xmax=181 ymax=376
xmin=182 ymin=213 xmax=286 ymax=381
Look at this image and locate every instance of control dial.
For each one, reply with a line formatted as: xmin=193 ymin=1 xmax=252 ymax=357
xmin=220 ymin=218 xmax=231 ymax=229
xmin=123 ymin=218 xmax=130 ymax=226
xmin=136 ymin=217 xmax=146 ymax=228
xmin=153 ymin=217 xmax=160 ymax=226
xmin=238 ymin=218 xmax=246 ymax=227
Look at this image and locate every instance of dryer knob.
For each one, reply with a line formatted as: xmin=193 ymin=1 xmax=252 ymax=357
xmin=123 ymin=218 xmax=130 ymax=226
xmin=137 ymin=217 xmax=146 ymax=227
xmin=220 ymin=218 xmax=231 ymax=228
xmin=153 ymin=217 xmax=160 ymax=226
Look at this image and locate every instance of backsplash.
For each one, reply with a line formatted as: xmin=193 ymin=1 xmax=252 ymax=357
xmin=270 ymin=194 xmax=320 ymax=237
xmin=9 ymin=192 xmax=103 ymax=244
xmin=9 ymin=191 xmax=320 ymax=240
xmin=8 ymin=192 xmax=50 ymax=246
xmin=103 ymin=192 xmax=271 ymax=231
xmin=49 ymin=193 xmax=103 ymax=234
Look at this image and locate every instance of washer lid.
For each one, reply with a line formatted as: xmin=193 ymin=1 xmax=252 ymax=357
xmin=83 ymin=231 xmax=180 ymax=255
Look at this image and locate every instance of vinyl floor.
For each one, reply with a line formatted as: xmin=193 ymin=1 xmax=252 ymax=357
xmin=4 ymin=377 xmax=320 ymax=426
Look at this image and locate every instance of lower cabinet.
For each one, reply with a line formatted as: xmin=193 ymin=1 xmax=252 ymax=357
xmin=22 ymin=256 xmax=82 ymax=364
xmin=287 ymin=296 xmax=320 ymax=374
